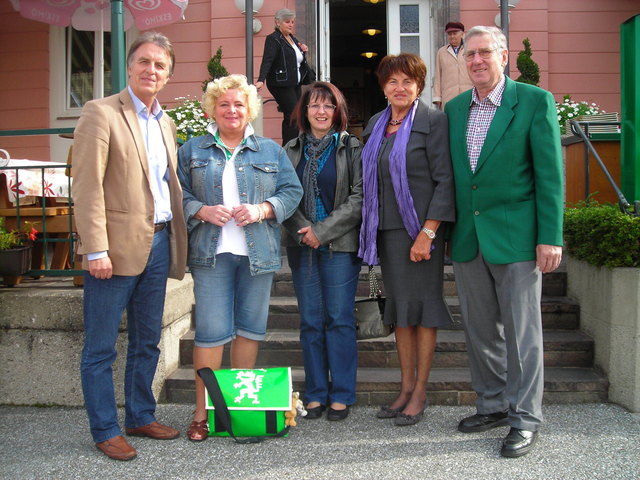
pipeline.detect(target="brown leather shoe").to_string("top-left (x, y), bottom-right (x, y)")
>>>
top-left (125, 421), bottom-right (180, 440)
top-left (95, 435), bottom-right (137, 461)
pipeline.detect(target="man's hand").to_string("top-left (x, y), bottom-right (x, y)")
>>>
top-left (536, 244), bottom-right (562, 273)
top-left (88, 257), bottom-right (113, 279)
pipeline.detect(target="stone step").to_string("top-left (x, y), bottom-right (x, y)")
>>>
top-left (161, 366), bottom-right (608, 406)
top-left (177, 328), bottom-right (593, 369)
top-left (264, 295), bottom-right (580, 331)
top-left (271, 265), bottom-right (567, 298)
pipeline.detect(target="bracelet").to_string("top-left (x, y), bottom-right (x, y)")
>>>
top-left (257, 204), bottom-right (264, 223)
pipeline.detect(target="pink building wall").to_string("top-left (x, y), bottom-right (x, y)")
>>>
top-left (0, 0), bottom-right (636, 156)
top-left (460, 0), bottom-right (637, 114)
top-left (156, 0), bottom-right (298, 143)
top-left (0, 2), bottom-right (50, 160)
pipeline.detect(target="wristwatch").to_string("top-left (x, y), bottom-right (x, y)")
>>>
top-left (421, 227), bottom-right (436, 239)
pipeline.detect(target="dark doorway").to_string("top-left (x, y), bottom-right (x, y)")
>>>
top-left (329, 0), bottom-right (387, 136)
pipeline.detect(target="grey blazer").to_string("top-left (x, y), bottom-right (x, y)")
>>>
top-left (362, 100), bottom-right (455, 230)
top-left (282, 131), bottom-right (363, 252)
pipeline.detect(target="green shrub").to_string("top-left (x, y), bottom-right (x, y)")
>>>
top-left (564, 202), bottom-right (640, 268)
top-left (202, 46), bottom-right (229, 92)
top-left (516, 38), bottom-right (540, 86)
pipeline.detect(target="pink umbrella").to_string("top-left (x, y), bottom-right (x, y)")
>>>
top-left (10, 0), bottom-right (188, 31)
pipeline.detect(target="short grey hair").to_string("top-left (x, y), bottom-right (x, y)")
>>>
top-left (202, 74), bottom-right (262, 123)
top-left (465, 26), bottom-right (508, 51)
top-left (126, 31), bottom-right (175, 77)
top-left (275, 8), bottom-right (295, 26)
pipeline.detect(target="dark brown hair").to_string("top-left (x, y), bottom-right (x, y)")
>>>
top-left (291, 82), bottom-right (349, 134)
top-left (376, 53), bottom-right (426, 96)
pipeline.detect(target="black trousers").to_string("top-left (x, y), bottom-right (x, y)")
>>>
top-left (267, 83), bottom-right (302, 146)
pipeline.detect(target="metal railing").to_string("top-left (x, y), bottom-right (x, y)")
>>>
top-left (1, 127), bottom-right (79, 280)
top-left (569, 119), bottom-right (639, 216)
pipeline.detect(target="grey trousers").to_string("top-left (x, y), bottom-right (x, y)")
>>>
top-left (453, 251), bottom-right (543, 431)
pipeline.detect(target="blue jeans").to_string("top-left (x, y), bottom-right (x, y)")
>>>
top-left (80, 228), bottom-right (170, 443)
top-left (191, 253), bottom-right (274, 347)
top-left (287, 247), bottom-right (361, 406)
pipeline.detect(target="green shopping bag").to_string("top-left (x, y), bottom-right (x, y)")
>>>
top-left (198, 367), bottom-right (292, 443)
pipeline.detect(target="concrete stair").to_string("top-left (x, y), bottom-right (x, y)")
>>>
top-left (161, 263), bottom-right (608, 406)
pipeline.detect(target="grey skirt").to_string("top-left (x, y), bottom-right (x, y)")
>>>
top-left (377, 229), bottom-right (452, 328)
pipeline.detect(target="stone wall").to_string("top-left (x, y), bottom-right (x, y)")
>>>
top-left (0, 275), bottom-right (194, 406)
top-left (567, 257), bottom-right (640, 412)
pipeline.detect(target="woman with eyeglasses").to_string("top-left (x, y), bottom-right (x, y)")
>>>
top-left (282, 82), bottom-right (363, 421)
top-left (360, 53), bottom-right (455, 426)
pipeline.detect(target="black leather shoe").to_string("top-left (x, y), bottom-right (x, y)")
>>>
top-left (326, 406), bottom-right (349, 421)
top-left (458, 411), bottom-right (509, 433)
top-left (501, 427), bottom-right (538, 458)
top-left (305, 405), bottom-right (325, 420)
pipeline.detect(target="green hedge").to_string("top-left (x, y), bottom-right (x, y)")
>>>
top-left (564, 202), bottom-right (640, 268)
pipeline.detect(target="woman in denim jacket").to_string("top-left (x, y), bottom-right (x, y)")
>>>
top-left (177, 75), bottom-right (302, 441)
top-left (283, 82), bottom-right (363, 421)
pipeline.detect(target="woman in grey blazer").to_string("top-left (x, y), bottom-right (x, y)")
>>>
top-left (359, 54), bottom-right (455, 426)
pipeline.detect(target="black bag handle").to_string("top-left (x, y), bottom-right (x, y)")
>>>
top-left (197, 368), bottom-right (290, 444)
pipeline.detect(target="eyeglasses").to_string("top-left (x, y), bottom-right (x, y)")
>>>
top-left (463, 48), bottom-right (498, 61)
top-left (307, 104), bottom-right (336, 112)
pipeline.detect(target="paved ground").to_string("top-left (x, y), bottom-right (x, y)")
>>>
top-left (1, 403), bottom-right (638, 480)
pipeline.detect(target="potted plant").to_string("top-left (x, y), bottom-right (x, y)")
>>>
top-left (556, 94), bottom-right (604, 136)
top-left (0, 217), bottom-right (38, 277)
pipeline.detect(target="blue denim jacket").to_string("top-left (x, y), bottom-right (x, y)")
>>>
top-left (177, 133), bottom-right (303, 275)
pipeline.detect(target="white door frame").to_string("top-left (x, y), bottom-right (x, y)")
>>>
top-left (387, 0), bottom-right (433, 104)
top-left (318, 0), bottom-right (331, 82)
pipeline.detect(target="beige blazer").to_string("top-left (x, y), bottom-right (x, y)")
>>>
top-left (72, 89), bottom-right (187, 279)
top-left (433, 44), bottom-right (473, 107)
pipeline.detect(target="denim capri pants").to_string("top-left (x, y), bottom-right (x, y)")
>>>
top-left (191, 253), bottom-right (274, 348)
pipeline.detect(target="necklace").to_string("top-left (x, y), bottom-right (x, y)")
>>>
top-left (217, 135), bottom-right (241, 152)
top-left (388, 117), bottom-right (405, 126)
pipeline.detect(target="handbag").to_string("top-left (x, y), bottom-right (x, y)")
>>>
top-left (197, 367), bottom-right (292, 444)
top-left (300, 58), bottom-right (316, 85)
top-left (354, 266), bottom-right (393, 340)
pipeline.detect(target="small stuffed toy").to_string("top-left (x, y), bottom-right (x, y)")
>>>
top-left (284, 391), bottom-right (307, 427)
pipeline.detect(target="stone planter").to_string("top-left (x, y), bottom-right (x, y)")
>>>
top-left (0, 245), bottom-right (32, 277)
top-left (567, 256), bottom-right (640, 412)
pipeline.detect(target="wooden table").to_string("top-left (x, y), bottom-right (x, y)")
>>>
top-left (1, 160), bottom-right (77, 285)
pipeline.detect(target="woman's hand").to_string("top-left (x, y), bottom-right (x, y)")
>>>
top-left (299, 43), bottom-right (309, 53)
top-left (196, 205), bottom-right (234, 227)
top-left (409, 234), bottom-right (433, 262)
top-left (255, 81), bottom-right (264, 91)
top-left (297, 225), bottom-right (320, 249)
top-left (232, 204), bottom-right (264, 226)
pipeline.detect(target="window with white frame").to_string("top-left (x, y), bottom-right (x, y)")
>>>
top-left (51, 27), bottom-right (129, 119)
top-left (66, 28), bottom-right (112, 109)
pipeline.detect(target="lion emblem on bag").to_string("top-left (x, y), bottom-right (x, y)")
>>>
top-left (233, 371), bottom-right (264, 404)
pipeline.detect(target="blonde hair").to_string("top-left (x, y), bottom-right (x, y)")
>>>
top-left (202, 74), bottom-right (261, 122)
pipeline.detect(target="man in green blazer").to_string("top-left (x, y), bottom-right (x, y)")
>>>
top-left (445, 26), bottom-right (563, 458)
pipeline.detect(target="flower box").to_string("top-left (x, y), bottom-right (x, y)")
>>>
top-left (0, 245), bottom-right (32, 277)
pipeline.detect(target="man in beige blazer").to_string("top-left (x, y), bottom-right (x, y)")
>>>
top-left (72, 31), bottom-right (187, 461)
top-left (433, 21), bottom-right (473, 109)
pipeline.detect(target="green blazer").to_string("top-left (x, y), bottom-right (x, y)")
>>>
top-left (445, 77), bottom-right (563, 264)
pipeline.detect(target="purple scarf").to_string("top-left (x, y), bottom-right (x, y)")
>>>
top-left (358, 100), bottom-right (421, 265)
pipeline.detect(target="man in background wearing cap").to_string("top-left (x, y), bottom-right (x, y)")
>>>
top-left (433, 22), bottom-right (473, 109)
